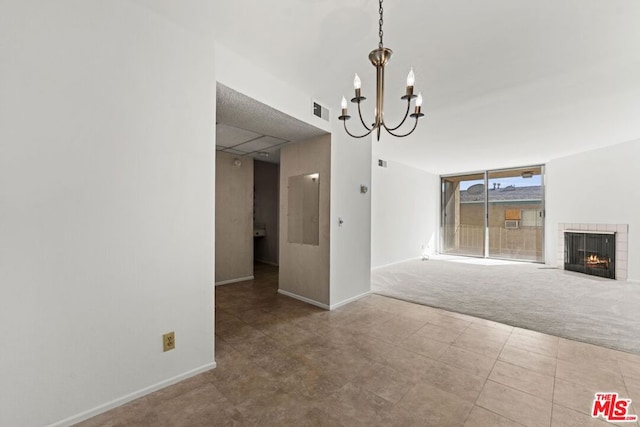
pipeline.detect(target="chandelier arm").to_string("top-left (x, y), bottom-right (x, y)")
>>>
top-left (343, 119), bottom-right (375, 139)
top-left (356, 101), bottom-right (373, 131)
top-left (384, 98), bottom-right (411, 132)
top-left (383, 116), bottom-right (419, 138)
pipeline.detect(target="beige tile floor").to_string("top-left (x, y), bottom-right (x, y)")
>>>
top-left (79, 264), bottom-right (640, 426)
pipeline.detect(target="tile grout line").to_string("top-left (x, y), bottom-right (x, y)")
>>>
top-left (617, 360), bottom-right (640, 427)
top-left (549, 344), bottom-right (559, 427)
top-left (463, 325), bottom-right (515, 425)
top-left (486, 359), bottom-right (556, 401)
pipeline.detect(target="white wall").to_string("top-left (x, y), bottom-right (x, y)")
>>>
top-left (0, 3), bottom-right (378, 424)
top-left (215, 152), bottom-right (254, 283)
top-left (0, 2), bottom-right (216, 426)
top-left (214, 43), bottom-right (331, 137)
top-left (545, 138), bottom-right (640, 281)
top-left (371, 159), bottom-right (440, 268)
top-left (328, 128), bottom-right (373, 308)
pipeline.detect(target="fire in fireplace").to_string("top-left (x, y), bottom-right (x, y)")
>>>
top-left (564, 231), bottom-right (615, 279)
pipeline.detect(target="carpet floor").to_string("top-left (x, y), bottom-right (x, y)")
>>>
top-left (372, 256), bottom-right (640, 354)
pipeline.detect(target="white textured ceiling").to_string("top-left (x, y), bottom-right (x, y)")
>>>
top-left (215, 84), bottom-right (328, 163)
top-left (135, 0), bottom-right (640, 174)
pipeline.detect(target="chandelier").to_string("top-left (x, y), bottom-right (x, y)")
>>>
top-left (339, 0), bottom-right (424, 141)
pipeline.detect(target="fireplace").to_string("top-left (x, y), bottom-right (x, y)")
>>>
top-left (564, 231), bottom-right (616, 279)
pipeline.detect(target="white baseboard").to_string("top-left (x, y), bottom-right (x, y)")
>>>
top-left (277, 289), bottom-right (372, 311)
top-left (215, 276), bottom-right (254, 286)
top-left (371, 256), bottom-right (423, 271)
top-left (329, 291), bottom-right (371, 310)
top-left (277, 289), bottom-right (329, 310)
top-left (48, 362), bottom-right (217, 427)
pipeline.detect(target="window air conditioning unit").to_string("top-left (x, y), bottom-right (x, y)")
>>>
top-left (505, 220), bottom-right (519, 229)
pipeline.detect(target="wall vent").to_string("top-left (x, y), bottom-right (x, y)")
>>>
top-left (378, 159), bottom-right (388, 168)
top-left (312, 101), bottom-right (330, 122)
top-left (505, 220), bottom-right (519, 229)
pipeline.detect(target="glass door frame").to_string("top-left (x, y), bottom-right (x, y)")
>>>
top-left (440, 170), bottom-right (489, 258)
top-left (440, 164), bottom-right (545, 263)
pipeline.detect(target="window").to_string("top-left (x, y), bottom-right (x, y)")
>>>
top-left (521, 209), bottom-right (543, 227)
top-left (441, 166), bottom-right (545, 262)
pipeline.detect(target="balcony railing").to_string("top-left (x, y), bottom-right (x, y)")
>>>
top-left (443, 224), bottom-right (543, 261)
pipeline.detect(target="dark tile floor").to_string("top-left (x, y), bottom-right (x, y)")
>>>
top-left (78, 263), bottom-right (640, 426)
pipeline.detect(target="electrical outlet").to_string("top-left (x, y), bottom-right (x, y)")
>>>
top-left (163, 332), bottom-right (175, 352)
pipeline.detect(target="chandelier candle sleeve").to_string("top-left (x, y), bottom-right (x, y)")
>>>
top-left (415, 93), bottom-right (423, 114)
top-left (339, 96), bottom-right (351, 121)
top-left (339, 0), bottom-right (425, 140)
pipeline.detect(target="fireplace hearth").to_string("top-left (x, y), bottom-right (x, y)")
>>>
top-left (564, 231), bottom-right (616, 279)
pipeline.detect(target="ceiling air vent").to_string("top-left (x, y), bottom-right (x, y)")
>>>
top-left (378, 159), bottom-right (388, 168)
top-left (312, 101), bottom-right (330, 122)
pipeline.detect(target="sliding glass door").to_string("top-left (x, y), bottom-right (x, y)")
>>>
top-left (441, 166), bottom-right (544, 262)
top-left (487, 167), bottom-right (544, 261)
top-left (441, 172), bottom-right (486, 257)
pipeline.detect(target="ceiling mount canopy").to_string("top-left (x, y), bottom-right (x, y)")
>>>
top-left (339, 0), bottom-right (425, 141)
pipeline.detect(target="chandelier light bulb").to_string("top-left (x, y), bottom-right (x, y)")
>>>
top-left (407, 68), bottom-right (415, 87)
top-left (354, 73), bottom-right (361, 90)
top-left (341, 96), bottom-right (347, 109)
top-left (416, 92), bottom-right (423, 107)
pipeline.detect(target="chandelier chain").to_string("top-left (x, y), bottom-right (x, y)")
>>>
top-left (378, 0), bottom-right (384, 48)
top-left (339, 0), bottom-right (424, 140)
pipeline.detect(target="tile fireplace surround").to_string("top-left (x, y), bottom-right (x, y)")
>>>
top-left (557, 223), bottom-right (629, 280)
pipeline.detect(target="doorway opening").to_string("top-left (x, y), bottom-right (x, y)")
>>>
top-left (253, 160), bottom-right (280, 268)
top-left (213, 83), bottom-right (329, 334)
